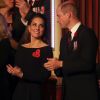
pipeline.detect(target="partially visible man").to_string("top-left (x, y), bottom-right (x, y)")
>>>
top-left (44, 1), bottom-right (99, 100)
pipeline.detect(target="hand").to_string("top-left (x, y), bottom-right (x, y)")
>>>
top-left (15, 0), bottom-right (45, 19)
top-left (15, 0), bottom-right (30, 19)
top-left (44, 58), bottom-right (63, 71)
top-left (6, 64), bottom-right (23, 78)
top-left (32, 6), bottom-right (45, 14)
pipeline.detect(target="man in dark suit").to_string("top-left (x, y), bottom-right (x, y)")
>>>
top-left (44, 1), bottom-right (99, 100)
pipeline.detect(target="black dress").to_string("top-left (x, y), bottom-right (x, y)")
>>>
top-left (12, 46), bottom-right (53, 100)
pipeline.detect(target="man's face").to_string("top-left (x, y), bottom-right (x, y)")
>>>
top-left (56, 7), bottom-right (70, 29)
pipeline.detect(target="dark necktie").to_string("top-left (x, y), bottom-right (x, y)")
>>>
top-left (67, 31), bottom-right (72, 46)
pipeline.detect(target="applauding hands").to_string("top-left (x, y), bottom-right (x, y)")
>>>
top-left (6, 64), bottom-right (23, 78)
top-left (44, 58), bottom-right (63, 71)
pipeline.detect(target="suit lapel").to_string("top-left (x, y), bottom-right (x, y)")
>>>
top-left (68, 24), bottom-right (84, 52)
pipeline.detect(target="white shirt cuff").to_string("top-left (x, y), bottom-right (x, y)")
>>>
top-left (21, 18), bottom-right (28, 26)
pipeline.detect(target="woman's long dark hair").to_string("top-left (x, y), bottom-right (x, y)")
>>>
top-left (20, 13), bottom-right (48, 44)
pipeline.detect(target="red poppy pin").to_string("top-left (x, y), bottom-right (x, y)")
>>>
top-left (74, 32), bottom-right (78, 38)
top-left (32, 49), bottom-right (40, 58)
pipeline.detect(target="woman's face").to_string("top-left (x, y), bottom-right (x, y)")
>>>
top-left (4, 0), bottom-right (13, 8)
top-left (28, 17), bottom-right (45, 39)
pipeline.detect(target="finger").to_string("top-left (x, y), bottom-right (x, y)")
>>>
top-left (7, 64), bottom-right (12, 67)
top-left (47, 58), bottom-right (53, 60)
top-left (6, 65), bottom-right (14, 73)
top-left (44, 63), bottom-right (52, 68)
top-left (16, 0), bottom-right (23, 3)
top-left (8, 64), bottom-right (14, 69)
top-left (6, 65), bottom-right (9, 69)
top-left (44, 64), bottom-right (54, 69)
top-left (37, 7), bottom-right (41, 13)
top-left (45, 67), bottom-right (54, 71)
top-left (44, 62), bottom-right (50, 66)
top-left (7, 67), bottom-right (12, 74)
top-left (16, 1), bottom-right (26, 7)
top-left (47, 58), bottom-right (57, 61)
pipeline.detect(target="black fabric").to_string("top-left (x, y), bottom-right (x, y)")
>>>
top-left (56, 24), bottom-right (99, 100)
top-left (67, 31), bottom-right (72, 47)
top-left (12, 45), bottom-right (53, 100)
top-left (0, 38), bottom-right (17, 100)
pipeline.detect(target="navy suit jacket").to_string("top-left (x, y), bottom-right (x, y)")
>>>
top-left (56, 25), bottom-right (99, 100)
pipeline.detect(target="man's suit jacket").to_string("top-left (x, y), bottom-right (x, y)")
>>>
top-left (56, 25), bottom-right (99, 100)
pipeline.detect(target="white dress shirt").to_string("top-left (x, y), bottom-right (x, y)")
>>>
top-left (71, 22), bottom-right (81, 39)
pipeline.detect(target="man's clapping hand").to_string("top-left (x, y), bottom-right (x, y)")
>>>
top-left (44, 58), bottom-right (63, 71)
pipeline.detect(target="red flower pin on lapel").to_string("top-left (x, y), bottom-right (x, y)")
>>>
top-left (74, 32), bottom-right (78, 38)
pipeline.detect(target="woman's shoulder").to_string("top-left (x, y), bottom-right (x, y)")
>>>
top-left (40, 42), bottom-right (52, 50)
top-left (21, 42), bottom-right (50, 49)
top-left (21, 43), bottom-right (30, 48)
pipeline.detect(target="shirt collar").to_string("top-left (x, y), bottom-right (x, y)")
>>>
top-left (71, 22), bottom-right (81, 39)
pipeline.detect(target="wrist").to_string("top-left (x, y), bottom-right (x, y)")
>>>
top-left (19, 72), bottom-right (23, 78)
top-left (21, 18), bottom-right (28, 26)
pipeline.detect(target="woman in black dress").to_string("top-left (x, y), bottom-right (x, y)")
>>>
top-left (7, 14), bottom-right (53, 100)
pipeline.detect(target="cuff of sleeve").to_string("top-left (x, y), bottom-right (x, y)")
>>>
top-left (21, 18), bottom-right (28, 26)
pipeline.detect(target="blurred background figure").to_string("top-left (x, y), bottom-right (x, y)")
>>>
top-left (0, 0), bottom-right (18, 48)
top-left (0, 13), bottom-right (17, 100)
top-left (0, 0), bottom-right (13, 24)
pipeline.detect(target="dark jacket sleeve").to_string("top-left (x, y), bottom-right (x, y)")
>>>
top-left (12, 8), bottom-right (26, 42)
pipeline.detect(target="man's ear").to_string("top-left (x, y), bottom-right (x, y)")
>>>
top-left (65, 12), bottom-right (71, 18)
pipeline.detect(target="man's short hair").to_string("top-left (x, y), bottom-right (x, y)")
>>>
top-left (59, 2), bottom-right (79, 18)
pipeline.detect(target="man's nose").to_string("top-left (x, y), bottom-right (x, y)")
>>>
top-left (36, 25), bottom-right (40, 30)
